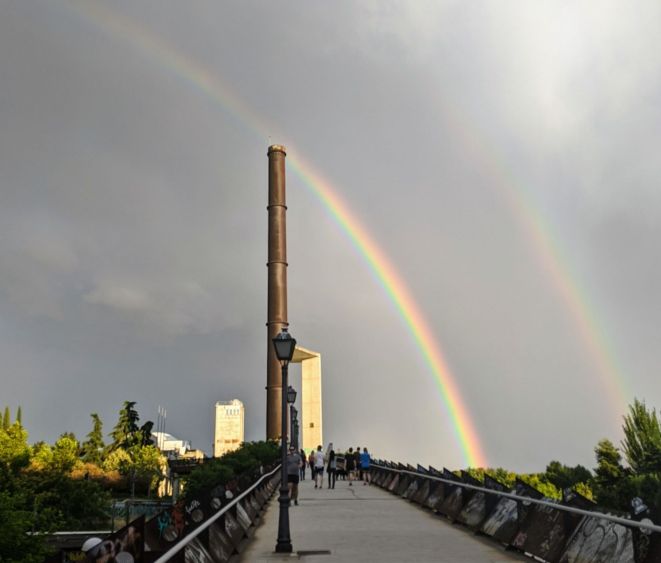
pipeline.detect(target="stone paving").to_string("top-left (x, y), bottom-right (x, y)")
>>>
top-left (239, 474), bottom-right (528, 562)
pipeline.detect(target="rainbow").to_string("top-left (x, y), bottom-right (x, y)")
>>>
top-left (287, 154), bottom-right (487, 467)
top-left (433, 105), bottom-right (630, 420)
top-left (65, 0), bottom-right (488, 467)
top-left (62, 1), bottom-right (634, 463)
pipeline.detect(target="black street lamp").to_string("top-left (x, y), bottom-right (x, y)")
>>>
top-left (293, 418), bottom-right (300, 451)
top-left (290, 405), bottom-right (298, 450)
top-left (287, 385), bottom-right (297, 451)
top-left (272, 327), bottom-right (296, 553)
top-left (287, 385), bottom-right (297, 405)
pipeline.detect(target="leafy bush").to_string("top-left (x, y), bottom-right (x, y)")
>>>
top-left (184, 441), bottom-right (279, 501)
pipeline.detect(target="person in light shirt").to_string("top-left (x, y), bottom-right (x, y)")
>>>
top-left (314, 445), bottom-right (325, 488)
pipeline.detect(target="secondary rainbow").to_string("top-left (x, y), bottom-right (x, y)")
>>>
top-left (66, 0), bottom-right (488, 467)
top-left (433, 104), bottom-right (630, 420)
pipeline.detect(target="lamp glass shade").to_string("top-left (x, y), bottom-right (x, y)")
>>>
top-left (273, 328), bottom-right (296, 362)
top-left (287, 385), bottom-right (297, 404)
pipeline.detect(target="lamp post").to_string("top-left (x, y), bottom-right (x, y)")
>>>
top-left (290, 405), bottom-right (298, 450)
top-left (287, 385), bottom-right (297, 450)
top-left (287, 385), bottom-right (297, 406)
top-left (272, 328), bottom-right (296, 553)
top-left (294, 418), bottom-right (300, 451)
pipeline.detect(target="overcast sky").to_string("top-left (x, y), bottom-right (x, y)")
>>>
top-left (2, 1), bottom-right (660, 472)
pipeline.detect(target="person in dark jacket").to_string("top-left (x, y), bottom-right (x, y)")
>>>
top-left (327, 449), bottom-right (337, 489)
top-left (346, 447), bottom-right (355, 486)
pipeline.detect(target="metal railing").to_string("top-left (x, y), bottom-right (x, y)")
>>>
top-left (153, 464), bottom-right (280, 562)
top-left (379, 465), bottom-right (661, 534)
top-left (370, 461), bottom-right (661, 562)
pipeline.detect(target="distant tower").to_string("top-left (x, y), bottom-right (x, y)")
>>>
top-left (265, 145), bottom-right (324, 448)
top-left (292, 346), bottom-right (323, 452)
top-left (266, 144), bottom-right (289, 439)
top-left (214, 399), bottom-right (245, 458)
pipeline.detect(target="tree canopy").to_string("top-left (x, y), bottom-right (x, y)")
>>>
top-left (110, 401), bottom-right (141, 450)
top-left (0, 402), bottom-right (160, 561)
top-left (81, 413), bottom-right (105, 464)
top-left (621, 398), bottom-right (661, 474)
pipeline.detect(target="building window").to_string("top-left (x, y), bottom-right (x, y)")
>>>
top-left (310, 422), bottom-right (314, 428)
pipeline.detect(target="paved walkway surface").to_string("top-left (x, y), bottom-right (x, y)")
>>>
top-left (239, 476), bottom-right (528, 562)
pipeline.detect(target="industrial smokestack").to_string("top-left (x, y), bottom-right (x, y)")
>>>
top-left (266, 144), bottom-right (288, 440)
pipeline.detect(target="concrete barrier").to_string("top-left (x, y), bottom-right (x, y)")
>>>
top-left (370, 462), bottom-right (661, 563)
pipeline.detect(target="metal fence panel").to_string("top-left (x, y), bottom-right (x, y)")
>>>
top-left (402, 478), bottom-right (419, 500)
top-left (208, 518), bottom-right (234, 562)
top-left (458, 475), bottom-right (508, 530)
top-left (235, 503), bottom-right (252, 532)
top-left (411, 479), bottom-right (431, 505)
top-left (184, 533), bottom-right (213, 563)
top-left (558, 516), bottom-right (635, 563)
top-left (479, 480), bottom-right (544, 545)
top-left (512, 503), bottom-right (580, 562)
top-left (424, 481), bottom-right (446, 511)
top-left (223, 511), bottom-right (244, 549)
top-left (387, 473), bottom-right (400, 492)
top-left (396, 474), bottom-right (412, 496)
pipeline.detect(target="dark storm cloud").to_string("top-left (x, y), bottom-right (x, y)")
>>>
top-left (1, 1), bottom-right (660, 471)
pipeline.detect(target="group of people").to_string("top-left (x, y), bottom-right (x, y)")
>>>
top-left (343, 446), bottom-right (371, 486)
top-left (286, 444), bottom-right (371, 505)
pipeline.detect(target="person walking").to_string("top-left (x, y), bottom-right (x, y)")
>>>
top-left (299, 448), bottom-right (306, 480)
top-left (287, 446), bottom-right (302, 505)
top-left (327, 449), bottom-right (337, 489)
top-left (355, 447), bottom-right (362, 481)
top-left (314, 445), bottom-right (325, 488)
top-left (308, 450), bottom-right (315, 481)
top-left (346, 447), bottom-right (355, 486)
top-left (360, 447), bottom-right (371, 485)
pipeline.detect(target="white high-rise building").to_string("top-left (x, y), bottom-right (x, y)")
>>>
top-left (214, 399), bottom-right (245, 458)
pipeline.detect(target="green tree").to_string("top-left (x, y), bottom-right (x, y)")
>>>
top-left (593, 434), bottom-right (660, 515)
top-left (102, 448), bottom-right (132, 473)
top-left (574, 481), bottom-right (594, 500)
top-left (0, 490), bottom-right (49, 562)
top-left (139, 420), bottom-right (155, 446)
top-left (110, 401), bottom-right (141, 451)
top-left (0, 423), bottom-right (112, 557)
top-left (30, 442), bottom-right (53, 471)
top-left (518, 473), bottom-right (561, 499)
top-left (545, 460), bottom-right (592, 491)
top-left (0, 425), bottom-right (53, 560)
top-left (129, 444), bottom-right (163, 497)
top-left (15, 406), bottom-right (21, 426)
top-left (0, 423), bottom-right (31, 482)
top-left (485, 468), bottom-right (516, 488)
top-left (50, 434), bottom-right (81, 473)
top-left (81, 413), bottom-right (105, 464)
top-left (103, 445), bottom-right (162, 498)
top-left (621, 398), bottom-right (661, 473)
top-left (594, 439), bottom-right (626, 484)
top-left (2, 407), bottom-right (9, 430)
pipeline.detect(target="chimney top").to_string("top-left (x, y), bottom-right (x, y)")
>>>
top-left (267, 144), bottom-right (287, 156)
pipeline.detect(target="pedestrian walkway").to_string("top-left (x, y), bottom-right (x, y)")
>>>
top-left (239, 476), bottom-right (528, 562)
